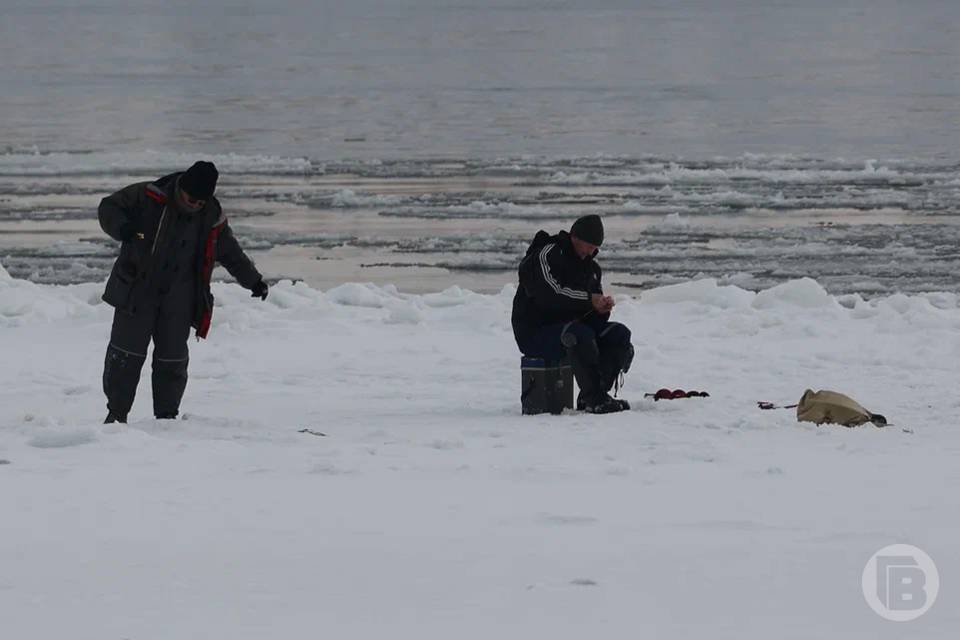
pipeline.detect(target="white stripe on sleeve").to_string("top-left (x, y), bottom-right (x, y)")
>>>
top-left (538, 243), bottom-right (589, 300)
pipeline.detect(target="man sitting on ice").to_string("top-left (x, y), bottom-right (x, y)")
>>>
top-left (511, 215), bottom-right (634, 414)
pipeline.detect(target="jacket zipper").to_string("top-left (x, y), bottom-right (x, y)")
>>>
top-left (151, 206), bottom-right (168, 256)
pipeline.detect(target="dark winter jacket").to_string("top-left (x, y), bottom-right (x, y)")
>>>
top-left (511, 230), bottom-right (605, 349)
top-left (98, 172), bottom-right (262, 339)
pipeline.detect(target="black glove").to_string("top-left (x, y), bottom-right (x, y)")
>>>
top-left (117, 213), bottom-right (142, 242)
top-left (251, 279), bottom-right (269, 301)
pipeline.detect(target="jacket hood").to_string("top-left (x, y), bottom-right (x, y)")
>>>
top-left (524, 229), bottom-right (594, 261)
top-left (154, 172), bottom-right (181, 192)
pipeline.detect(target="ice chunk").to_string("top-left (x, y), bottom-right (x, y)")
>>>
top-left (641, 278), bottom-right (755, 309)
top-left (752, 278), bottom-right (835, 310)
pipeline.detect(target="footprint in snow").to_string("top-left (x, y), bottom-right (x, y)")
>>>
top-left (428, 439), bottom-right (464, 450)
top-left (62, 385), bottom-right (92, 396)
top-left (309, 462), bottom-right (353, 476)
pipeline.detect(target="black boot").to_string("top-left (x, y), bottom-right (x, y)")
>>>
top-left (152, 356), bottom-right (188, 420)
top-left (104, 411), bottom-right (127, 424)
top-left (577, 391), bottom-right (630, 414)
top-left (566, 337), bottom-right (629, 413)
top-left (563, 326), bottom-right (604, 400)
top-left (597, 325), bottom-right (635, 395)
top-left (103, 345), bottom-right (146, 422)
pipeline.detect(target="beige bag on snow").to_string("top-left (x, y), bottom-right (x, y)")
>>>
top-left (796, 389), bottom-right (886, 427)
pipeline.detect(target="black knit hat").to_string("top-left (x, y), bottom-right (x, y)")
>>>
top-left (570, 214), bottom-right (604, 246)
top-left (180, 161), bottom-right (219, 200)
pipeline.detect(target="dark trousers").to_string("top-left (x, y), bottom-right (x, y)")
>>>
top-left (103, 283), bottom-right (193, 419)
top-left (519, 318), bottom-right (634, 399)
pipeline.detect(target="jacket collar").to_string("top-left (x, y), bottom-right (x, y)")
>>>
top-left (153, 172), bottom-right (219, 221)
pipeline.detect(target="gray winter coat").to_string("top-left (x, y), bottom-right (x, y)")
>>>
top-left (98, 172), bottom-right (262, 338)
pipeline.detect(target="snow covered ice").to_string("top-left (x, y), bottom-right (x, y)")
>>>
top-left (1, 262), bottom-right (958, 638)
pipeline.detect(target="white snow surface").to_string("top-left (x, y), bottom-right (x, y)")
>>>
top-left (1, 263), bottom-right (958, 638)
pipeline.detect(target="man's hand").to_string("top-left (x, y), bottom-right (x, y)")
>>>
top-left (591, 293), bottom-right (615, 314)
top-left (251, 280), bottom-right (269, 301)
top-left (117, 213), bottom-right (142, 242)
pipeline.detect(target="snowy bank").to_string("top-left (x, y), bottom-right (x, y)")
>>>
top-left (1, 266), bottom-right (958, 638)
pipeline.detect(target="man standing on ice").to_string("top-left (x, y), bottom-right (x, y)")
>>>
top-left (97, 161), bottom-right (269, 423)
top-left (512, 214), bottom-right (634, 414)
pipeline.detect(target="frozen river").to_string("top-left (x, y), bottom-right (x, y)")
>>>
top-left (2, 0), bottom-right (959, 295)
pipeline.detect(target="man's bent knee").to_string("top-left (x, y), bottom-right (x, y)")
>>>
top-left (560, 321), bottom-right (597, 348)
top-left (599, 321), bottom-right (631, 345)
